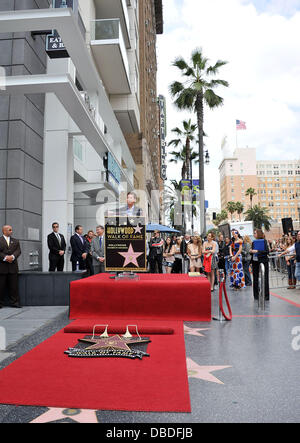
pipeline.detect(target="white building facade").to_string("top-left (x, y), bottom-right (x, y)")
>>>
top-left (0, 0), bottom-right (144, 271)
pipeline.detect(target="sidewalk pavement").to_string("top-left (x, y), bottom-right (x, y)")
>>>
top-left (0, 284), bottom-right (300, 423)
top-left (270, 285), bottom-right (300, 305)
top-left (0, 306), bottom-right (68, 363)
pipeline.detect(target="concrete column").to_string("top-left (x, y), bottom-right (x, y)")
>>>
top-left (42, 58), bottom-right (75, 271)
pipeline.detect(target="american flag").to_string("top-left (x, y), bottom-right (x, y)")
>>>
top-left (236, 120), bottom-right (247, 130)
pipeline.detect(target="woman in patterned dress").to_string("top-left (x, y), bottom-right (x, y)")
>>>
top-left (229, 230), bottom-right (245, 290)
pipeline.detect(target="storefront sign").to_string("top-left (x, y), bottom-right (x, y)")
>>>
top-left (46, 0), bottom-right (78, 59)
top-left (158, 95), bottom-right (167, 181)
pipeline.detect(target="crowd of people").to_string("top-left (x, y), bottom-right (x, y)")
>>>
top-left (271, 232), bottom-right (300, 290)
top-left (150, 228), bottom-right (300, 301)
top-left (1, 220), bottom-right (300, 309)
top-left (48, 223), bottom-right (106, 276)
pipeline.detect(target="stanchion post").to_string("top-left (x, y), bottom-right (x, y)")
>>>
top-left (213, 269), bottom-right (226, 322)
top-left (258, 263), bottom-right (265, 310)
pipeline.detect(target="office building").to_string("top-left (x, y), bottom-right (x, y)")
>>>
top-left (219, 147), bottom-right (300, 223)
top-left (0, 0), bottom-right (164, 271)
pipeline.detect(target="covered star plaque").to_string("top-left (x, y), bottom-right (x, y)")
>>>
top-left (65, 334), bottom-right (151, 360)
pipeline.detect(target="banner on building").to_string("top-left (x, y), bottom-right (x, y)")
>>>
top-left (180, 180), bottom-right (201, 205)
top-left (158, 95), bottom-right (167, 181)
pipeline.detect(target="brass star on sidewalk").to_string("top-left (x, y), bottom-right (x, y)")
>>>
top-left (31, 408), bottom-right (98, 423)
top-left (187, 358), bottom-right (231, 385)
top-left (184, 325), bottom-right (210, 337)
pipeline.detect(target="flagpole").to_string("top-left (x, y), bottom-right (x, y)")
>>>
top-left (236, 120), bottom-right (247, 148)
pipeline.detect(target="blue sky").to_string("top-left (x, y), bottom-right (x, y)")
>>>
top-left (157, 0), bottom-right (300, 208)
top-left (246, 0), bottom-right (300, 16)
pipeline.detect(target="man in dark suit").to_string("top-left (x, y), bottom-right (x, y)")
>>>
top-left (47, 222), bottom-right (66, 272)
top-left (70, 225), bottom-right (89, 271)
top-left (149, 230), bottom-right (164, 274)
top-left (91, 225), bottom-right (105, 274)
top-left (0, 225), bottom-right (22, 308)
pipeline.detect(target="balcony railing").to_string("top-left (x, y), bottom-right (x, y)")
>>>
top-left (91, 18), bottom-right (121, 41)
top-left (90, 18), bottom-right (130, 92)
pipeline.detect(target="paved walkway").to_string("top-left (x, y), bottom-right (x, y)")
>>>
top-left (0, 307), bottom-right (68, 363)
top-left (0, 284), bottom-right (299, 423)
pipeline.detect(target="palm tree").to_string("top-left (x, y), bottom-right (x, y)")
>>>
top-left (244, 204), bottom-right (272, 231)
top-left (213, 214), bottom-right (222, 227)
top-left (170, 48), bottom-right (229, 234)
top-left (168, 119), bottom-right (198, 180)
top-left (164, 180), bottom-right (182, 229)
top-left (219, 209), bottom-right (228, 222)
top-left (226, 201), bottom-right (237, 221)
top-left (245, 187), bottom-right (257, 209)
top-left (213, 209), bottom-right (228, 227)
top-left (169, 147), bottom-right (199, 182)
top-left (235, 201), bottom-right (244, 221)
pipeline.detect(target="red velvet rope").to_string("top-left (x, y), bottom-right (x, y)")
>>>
top-left (219, 281), bottom-right (233, 321)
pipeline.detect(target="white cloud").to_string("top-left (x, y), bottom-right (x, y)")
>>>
top-left (157, 0), bottom-right (300, 208)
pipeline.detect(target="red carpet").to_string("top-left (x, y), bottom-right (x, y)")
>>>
top-left (0, 319), bottom-right (191, 412)
top-left (64, 322), bottom-right (175, 335)
top-left (69, 274), bottom-right (211, 321)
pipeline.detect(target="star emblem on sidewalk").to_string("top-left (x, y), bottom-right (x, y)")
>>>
top-left (30, 408), bottom-right (98, 423)
top-left (187, 358), bottom-right (231, 384)
top-left (118, 243), bottom-right (144, 267)
top-left (184, 326), bottom-right (210, 337)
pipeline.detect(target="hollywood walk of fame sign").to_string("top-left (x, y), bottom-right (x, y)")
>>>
top-left (65, 334), bottom-right (151, 360)
top-left (104, 216), bottom-right (147, 272)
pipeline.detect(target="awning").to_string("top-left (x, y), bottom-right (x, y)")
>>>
top-left (146, 224), bottom-right (181, 233)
